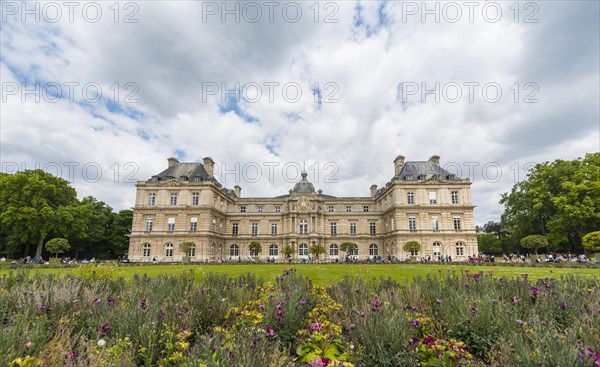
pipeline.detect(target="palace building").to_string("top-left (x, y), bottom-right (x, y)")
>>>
top-left (127, 155), bottom-right (478, 262)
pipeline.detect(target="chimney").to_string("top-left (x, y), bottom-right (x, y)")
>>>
top-left (203, 157), bottom-right (215, 176)
top-left (393, 155), bottom-right (405, 176)
top-left (234, 185), bottom-right (241, 198)
top-left (429, 155), bottom-right (440, 165)
top-left (370, 184), bottom-right (378, 197)
top-left (167, 157), bottom-right (179, 167)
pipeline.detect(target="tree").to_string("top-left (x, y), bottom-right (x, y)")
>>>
top-left (107, 210), bottom-right (133, 256)
top-left (477, 234), bottom-right (502, 254)
top-left (0, 170), bottom-right (85, 258)
top-left (340, 242), bottom-right (357, 256)
top-left (45, 238), bottom-right (70, 258)
top-left (309, 244), bottom-right (326, 259)
top-left (500, 153), bottom-right (600, 253)
top-left (520, 235), bottom-right (548, 255)
top-left (282, 245), bottom-right (294, 258)
top-left (582, 231), bottom-right (600, 253)
top-left (403, 241), bottom-right (421, 255)
top-left (249, 241), bottom-right (262, 257)
top-left (180, 242), bottom-right (195, 257)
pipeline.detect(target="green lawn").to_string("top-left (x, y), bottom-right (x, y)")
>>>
top-left (1, 262), bottom-right (598, 285)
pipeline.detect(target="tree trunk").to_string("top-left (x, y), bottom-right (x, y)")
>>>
top-left (35, 236), bottom-right (45, 258)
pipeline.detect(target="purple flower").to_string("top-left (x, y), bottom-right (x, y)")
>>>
top-left (139, 298), bottom-right (147, 309)
top-left (207, 307), bottom-right (213, 314)
top-left (411, 320), bottom-right (422, 328)
top-left (107, 297), bottom-right (115, 306)
top-left (265, 325), bottom-right (276, 337)
top-left (371, 300), bottom-right (380, 312)
top-left (275, 301), bottom-right (283, 309)
top-left (258, 302), bottom-right (265, 310)
top-left (530, 286), bottom-right (540, 295)
top-left (99, 323), bottom-right (111, 337)
top-left (511, 296), bottom-right (518, 305)
top-left (349, 323), bottom-right (356, 330)
top-left (469, 307), bottom-right (478, 314)
top-left (93, 298), bottom-right (102, 305)
top-left (436, 299), bottom-right (442, 305)
top-left (299, 298), bottom-right (306, 306)
top-left (308, 357), bottom-right (330, 367)
top-left (159, 311), bottom-right (166, 319)
top-left (308, 322), bottom-right (322, 332)
top-left (356, 310), bottom-right (365, 317)
top-left (559, 302), bottom-right (567, 310)
top-left (516, 319), bottom-right (525, 326)
top-left (521, 274), bottom-right (529, 279)
top-left (275, 310), bottom-right (283, 321)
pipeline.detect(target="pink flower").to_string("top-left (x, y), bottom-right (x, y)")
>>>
top-left (265, 325), bottom-right (276, 337)
top-left (308, 357), bottom-right (330, 367)
top-left (308, 322), bottom-right (322, 332)
top-left (276, 310), bottom-right (283, 321)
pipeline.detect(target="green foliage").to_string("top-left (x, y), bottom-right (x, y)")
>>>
top-left (45, 238), bottom-right (70, 258)
top-left (340, 242), bottom-right (357, 255)
top-left (0, 170), bottom-right (82, 258)
top-left (520, 235), bottom-right (548, 254)
top-left (309, 244), bottom-right (326, 259)
top-left (500, 153), bottom-right (600, 253)
top-left (403, 241), bottom-right (421, 254)
top-left (582, 231), bottom-right (600, 252)
top-left (282, 245), bottom-right (294, 258)
top-left (249, 241), bottom-right (262, 257)
top-left (477, 234), bottom-right (502, 255)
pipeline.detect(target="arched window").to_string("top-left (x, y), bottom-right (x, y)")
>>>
top-left (142, 243), bottom-right (151, 257)
top-left (433, 242), bottom-right (442, 256)
top-left (187, 244), bottom-right (196, 257)
top-left (369, 244), bottom-right (378, 256)
top-left (299, 243), bottom-right (308, 256)
top-left (456, 242), bottom-right (464, 256)
top-left (299, 220), bottom-right (308, 234)
top-left (329, 244), bottom-right (339, 256)
top-left (250, 244), bottom-right (259, 257)
top-left (230, 244), bottom-right (239, 257)
top-left (165, 243), bottom-right (174, 257)
top-left (269, 244), bottom-right (279, 256)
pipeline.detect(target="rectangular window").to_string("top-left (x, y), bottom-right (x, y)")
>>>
top-left (330, 222), bottom-right (337, 235)
top-left (191, 192), bottom-right (199, 206)
top-left (328, 205), bottom-right (334, 212)
top-left (170, 193), bottom-right (178, 206)
top-left (251, 223), bottom-right (258, 236)
top-left (190, 217), bottom-right (197, 232)
top-left (363, 205), bottom-right (369, 212)
top-left (240, 206), bottom-right (246, 213)
top-left (431, 216), bottom-right (439, 231)
top-left (409, 217), bottom-right (417, 232)
top-left (370, 222), bottom-right (376, 235)
top-left (407, 192), bottom-right (414, 204)
top-left (145, 218), bottom-right (153, 232)
top-left (167, 217), bottom-right (175, 232)
top-left (148, 193), bottom-right (156, 206)
top-left (451, 191), bottom-right (459, 204)
top-left (275, 205), bottom-right (281, 213)
top-left (454, 217), bottom-right (462, 231)
top-left (456, 245), bottom-right (464, 256)
top-left (257, 206), bottom-right (264, 213)
top-left (232, 223), bottom-right (239, 235)
top-left (429, 192), bottom-right (437, 204)
top-left (271, 223), bottom-right (278, 235)
top-left (350, 222), bottom-right (356, 235)
top-left (346, 205), bottom-right (352, 212)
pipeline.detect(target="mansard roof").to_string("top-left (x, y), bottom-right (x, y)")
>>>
top-left (150, 162), bottom-right (212, 182)
top-left (393, 161), bottom-right (458, 181)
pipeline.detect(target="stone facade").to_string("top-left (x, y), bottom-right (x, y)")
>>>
top-left (128, 155), bottom-right (478, 262)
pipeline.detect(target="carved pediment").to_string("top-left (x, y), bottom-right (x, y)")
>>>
top-left (162, 179), bottom-right (185, 187)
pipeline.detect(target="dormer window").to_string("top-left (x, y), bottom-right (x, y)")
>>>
top-left (167, 175), bottom-right (175, 180)
top-left (151, 176), bottom-right (160, 181)
top-left (180, 176), bottom-right (189, 181)
top-left (194, 175), bottom-right (203, 181)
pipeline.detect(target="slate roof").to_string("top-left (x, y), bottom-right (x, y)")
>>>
top-left (150, 162), bottom-right (212, 182)
top-left (393, 161), bottom-right (458, 181)
top-left (292, 172), bottom-right (315, 193)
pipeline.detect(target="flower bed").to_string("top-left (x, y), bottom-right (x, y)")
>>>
top-left (1, 269), bottom-right (598, 366)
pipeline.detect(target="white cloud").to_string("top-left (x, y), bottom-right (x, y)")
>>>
top-left (1, 0), bottom-right (598, 224)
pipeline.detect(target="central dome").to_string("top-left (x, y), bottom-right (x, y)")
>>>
top-left (292, 172), bottom-right (315, 193)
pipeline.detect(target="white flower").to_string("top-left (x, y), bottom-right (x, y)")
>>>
top-left (97, 339), bottom-right (106, 347)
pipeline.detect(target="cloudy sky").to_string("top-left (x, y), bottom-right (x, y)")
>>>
top-left (1, 0), bottom-right (598, 224)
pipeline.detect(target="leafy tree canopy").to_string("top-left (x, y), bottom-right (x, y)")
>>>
top-left (45, 238), bottom-right (70, 258)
